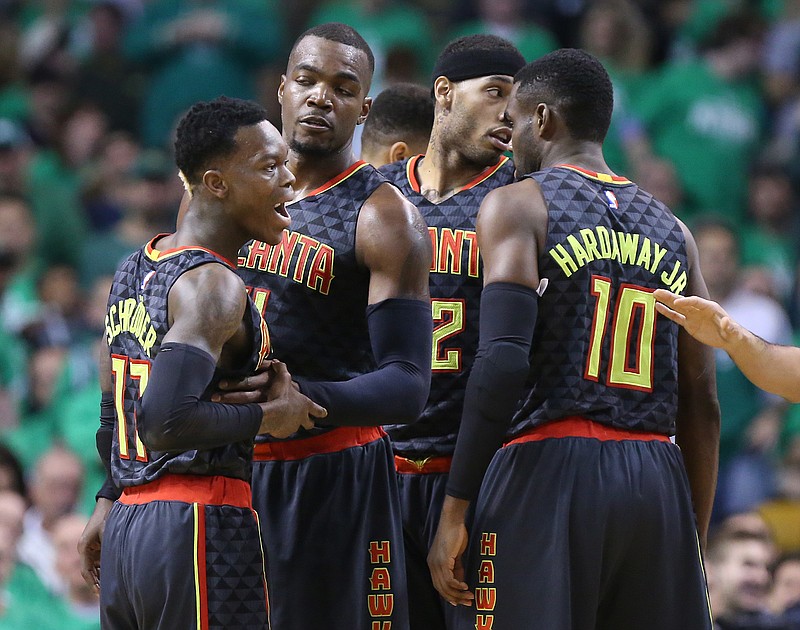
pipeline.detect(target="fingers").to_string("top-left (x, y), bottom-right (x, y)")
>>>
top-left (218, 369), bottom-right (273, 392)
top-left (309, 401), bottom-right (327, 418)
top-left (212, 390), bottom-right (262, 404)
top-left (653, 288), bottom-right (677, 307)
top-left (654, 301), bottom-right (686, 325)
top-left (429, 557), bottom-right (473, 606)
top-left (300, 417), bottom-right (315, 431)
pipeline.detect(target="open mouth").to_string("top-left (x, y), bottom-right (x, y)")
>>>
top-left (488, 127), bottom-right (512, 151)
top-left (299, 116), bottom-right (332, 130)
top-left (274, 202), bottom-right (290, 218)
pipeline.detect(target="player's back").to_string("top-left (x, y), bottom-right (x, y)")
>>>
top-left (106, 236), bottom-right (268, 487)
top-left (380, 155), bottom-right (516, 457)
top-left (511, 164), bottom-right (688, 437)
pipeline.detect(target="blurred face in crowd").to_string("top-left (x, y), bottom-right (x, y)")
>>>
top-left (29, 447), bottom-right (83, 530)
top-left (695, 225), bottom-right (739, 301)
top-left (770, 558), bottom-right (800, 614)
top-left (709, 538), bottom-right (773, 616)
top-left (279, 36), bottom-right (372, 158)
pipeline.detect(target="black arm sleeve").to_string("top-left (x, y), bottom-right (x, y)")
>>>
top-left (296, 298), bottom-right (432, 426)
top-left (138, 342), bottom-right (262, 452)
top-left (95, 391), bottom-right (121, 502)
top-left (446, 282), bottom-right (538, 501)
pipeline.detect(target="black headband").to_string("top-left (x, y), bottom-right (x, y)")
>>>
top-left (431, 48), bottom-right (526, 87)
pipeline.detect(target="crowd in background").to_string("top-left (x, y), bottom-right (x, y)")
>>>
top-left (1, 0), bottom-right (800, 627)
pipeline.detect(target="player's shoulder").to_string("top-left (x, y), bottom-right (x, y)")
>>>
top-left (173, 262), bottom-right (247, 314)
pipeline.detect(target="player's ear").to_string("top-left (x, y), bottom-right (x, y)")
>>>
top-left (388, 141), bottom-right (409, 164)
top-left (358, 96), bottom-right (372, 124)
top-left (202, 170), bottom-right (227, 199)
top-left (537, 103), bottom-right (556, 140)
top-left (433, 77), bottom-right (452, 109)
top-left (277, 75), bottom-right (286, 105)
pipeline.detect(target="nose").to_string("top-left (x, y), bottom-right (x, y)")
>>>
top-left (307, 85), bottom-right (332, 109)
top-left (281, 164), bottom-right (296, 188)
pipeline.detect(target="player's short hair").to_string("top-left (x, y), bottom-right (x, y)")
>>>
top-left (432, 34), bottom-right (525, 86)
top-left (514, 48), bottom-right (613, 143)
top-left (361, 83), bottom-right (433, 152)
top-left (174, 96), bottom-right (268, 186)
top-left (291, 22), bottom-right (375, 75)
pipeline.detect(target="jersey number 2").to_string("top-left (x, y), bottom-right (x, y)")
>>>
top-left (111, 355), bottom-right (149, 461)
top-left (585, 275), bottom-right (656, 392)
top-left (432, 299), bottom-right (465, 372)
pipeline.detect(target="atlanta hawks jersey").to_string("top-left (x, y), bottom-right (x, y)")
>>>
top-left (105, 235), bottom-right (270, 487)
top-left (380, 155), bottom-right (516, 457)
top-left (237, 161), bottom-right (389, 438)
top-left (511, 164), bottom-right (688, 437)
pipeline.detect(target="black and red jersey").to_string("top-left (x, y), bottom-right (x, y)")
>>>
top-left (380, 155), bottom-right (516, 457)
top-left (106, 235), bottom-right (269, 487)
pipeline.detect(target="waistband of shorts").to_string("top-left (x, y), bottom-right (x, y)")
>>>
top-left (394, 454), bottom-right (452, 474)
top-left (505, 416), bottom-right (671, 446)
top-left (119, 474), bottom-right (252, 508)
top-left (253, 426), bottom-right (386, 461)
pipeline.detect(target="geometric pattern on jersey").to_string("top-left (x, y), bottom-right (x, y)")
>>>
top-left (204, 505), bottom-right (269, 629)
top-left (511, 165), bottom-right (687, 437)
top-left (99, 500), bottom-right (269, 630)
top-left (107, 236), bottom-right (269, 487)
top-left (380, 155), bottom-right (517, 457)
top-left (236, 161), bottom-right (389, 440)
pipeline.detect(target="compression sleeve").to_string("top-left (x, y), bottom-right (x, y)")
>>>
top-left (138, 342), bottom-right (262, 452)
top-left (446, 282), bottom-right (538, 501)
top-left (95, 391), bottom-right (121, 502)
top-left (296, 298), bottom-right (432, 426)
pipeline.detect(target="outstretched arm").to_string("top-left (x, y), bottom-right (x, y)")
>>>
top-left (655, 289), bottom-right (800, 403)
top-left (429, 179), bottom-right (545, 605)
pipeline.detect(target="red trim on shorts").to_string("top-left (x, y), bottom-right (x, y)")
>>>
top-left (505, 416), bottom-right (671, 446)
top-left (119, 474), bottom-right (252, 508)
top-left (394, 454), bottom-right (452, 474)
top-left (196, 505), bottom-right (209, 630)
top-left (253, 426), bottom-right (386, 461)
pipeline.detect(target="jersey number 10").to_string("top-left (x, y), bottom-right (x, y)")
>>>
top-left (585, 275), bottom-right (656, 392)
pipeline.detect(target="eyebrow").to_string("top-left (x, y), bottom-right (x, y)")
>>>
top-left (486, 75), bottom-right (514, 84)
top-left (294, 63), bottom-right (361, 85)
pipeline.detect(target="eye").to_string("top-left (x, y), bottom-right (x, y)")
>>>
top-left (487, 87), bottom-right (502, 98)
top-left (336, 87), bottom-right (354, 97)
top-left (295, 76), bottom-right (312, 86)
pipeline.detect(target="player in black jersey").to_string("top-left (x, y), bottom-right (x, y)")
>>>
top-left (216, 23), bottom-right (431, 630)
top-left (379, 35), bottom-right (524, 630)
top-left (361, 82), bottom-right (434, 168)
top-left (79, 97), bottom-right (326, 629)
top-left (429, 50), bottom-right (720, 629)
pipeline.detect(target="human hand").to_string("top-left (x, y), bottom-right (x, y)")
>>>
top-left (212, 362), bottom-right (277, 404)
top-left (78, 498), bottom-right (113, 593)
top-left (258, 362), bottom-right (326, 438)
top-left (428, 498), bottom-right (474, 607)
top-left (653, 289), bottom-right (741, 350)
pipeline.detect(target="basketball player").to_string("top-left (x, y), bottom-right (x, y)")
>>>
top-left (360, 82), bottom-right (434, 167)
top-left (87, 96), bottom-right (326, 628)
top-left (379, 34), bottom-right (524, 629)
top-left (218, 23), bottom-right (432, 630)
top-left (428, 50), bottom-right (720, 629)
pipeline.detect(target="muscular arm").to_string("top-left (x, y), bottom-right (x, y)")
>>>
top-left (295, 183), bottom-right (433, 425)
top-left (669, 223), bottom-right (720, 546)
top-left (655, 290), bottom-right (800, 403)
top-left (137, 264), bottom-right (263, 451)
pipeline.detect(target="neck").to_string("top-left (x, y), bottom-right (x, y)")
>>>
top-left (540, 141), bottom-right (613, 176)
top-left (287, 143), bottom-right (357, 199)
top-left (165, 202), bottom-right (242, 264)
top-left (417, 134), bottom-right (497, 203)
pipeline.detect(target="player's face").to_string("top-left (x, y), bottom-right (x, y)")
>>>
top-left (505, 84), bottom-right (543, 176)
top-left (446, 75), bottom-right (514, 168)
top-left (224, 121), bottom-right (294, 245)
top-left (279, 36), bottom-right (372, 157)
